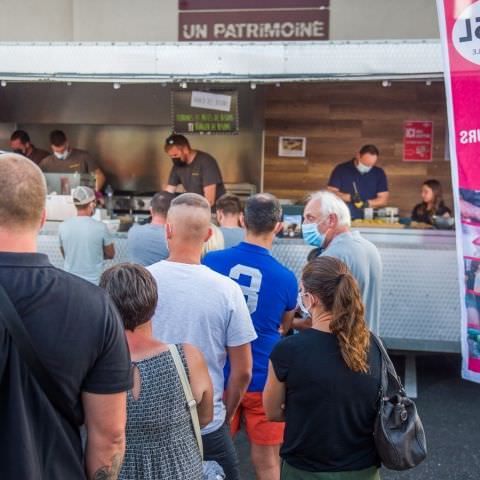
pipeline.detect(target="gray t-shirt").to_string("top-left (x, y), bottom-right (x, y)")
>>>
top-left (321, 231), bottom-right (382, 335)
top-left (127, 223), bottom-right (169, 266)
top-left (167, 150), bottom-right (226, 202)
top-left (39, 148), bottom-right (97, 174)
top-left (59, 216), bottom-right (113, 285)
top-left (220, 227), bottom-right (245, 249)
top-left (147, 260), bottom-right (257, 435)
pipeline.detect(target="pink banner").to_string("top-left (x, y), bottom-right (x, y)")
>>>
top-left (437, 0), bottom-right (480, 382)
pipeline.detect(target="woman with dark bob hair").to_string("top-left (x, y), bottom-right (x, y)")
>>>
top-left (263, 256), bottom-right (382, 480)
top-left (100, 263), bottom-right (213, 480)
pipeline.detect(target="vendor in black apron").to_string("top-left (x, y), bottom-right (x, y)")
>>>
top-left (327, 144), bottom-right (389, 220)
top-left (164, 134), bottom-right (226, 207)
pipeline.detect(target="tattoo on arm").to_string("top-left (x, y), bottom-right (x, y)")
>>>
top-left (91, 453), bottom-right (122, 480)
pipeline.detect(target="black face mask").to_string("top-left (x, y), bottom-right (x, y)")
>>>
top-left (172, 157), bottom-right (186, 167)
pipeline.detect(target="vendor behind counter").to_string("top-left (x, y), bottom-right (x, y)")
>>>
top-left (327, 144), bottom-right (389, 220)
top-left (39, 130), bottom-right (106, 192)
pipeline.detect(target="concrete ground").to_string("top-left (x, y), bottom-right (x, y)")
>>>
top-left (235, 353), bottom-right (480, 480)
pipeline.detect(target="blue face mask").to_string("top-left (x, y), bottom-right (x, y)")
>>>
top-left (356, 162), bottom-right (372, 174)
top-left (301, 222), bottom-right (325, 247)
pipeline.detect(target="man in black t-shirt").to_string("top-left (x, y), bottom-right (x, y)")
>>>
top-left (0, 153), bottom-right (132, 479)
top-left (164, 133), bottom-right (226, 206)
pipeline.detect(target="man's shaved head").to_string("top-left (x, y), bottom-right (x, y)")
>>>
top-left (0, 153), bottom-right (46, 231)
top-left (167, 193), bottom-right (211, 243)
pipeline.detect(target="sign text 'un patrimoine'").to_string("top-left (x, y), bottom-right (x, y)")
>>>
top-left (178, 1), bottom-right (330, 42)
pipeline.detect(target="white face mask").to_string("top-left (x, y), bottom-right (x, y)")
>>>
top-left (356, 162), bottom-right (372, 174)
top-left (297, 291), bottom-right (311, 316)
top-left (54, 151), bottom-right (69, 161)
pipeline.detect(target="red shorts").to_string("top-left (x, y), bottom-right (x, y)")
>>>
top-left (230, 392), bottom-right (285, 446)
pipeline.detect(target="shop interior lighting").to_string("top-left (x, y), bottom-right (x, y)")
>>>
top-left (425, 80), bottom-right (432, 86)
top-left (67, 81), bottom-right (72, 86)
top-left (381, 80), bottom-right (391, 87)
top-left (275, 82), bottom-right (281, 87)
top-left (180, 81), bottom-right (188, 89)
top-left (250, 82), bottom-right (257, 90)
top-left (113, 82), bottom-right (121, 90)
top-left (0, 80), bottom-right (7, 87)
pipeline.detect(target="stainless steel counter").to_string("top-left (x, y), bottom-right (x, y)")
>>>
top-left (38, 226), bottom-right (461, 354)
top-left (273, 229), bottom-right (460, 353)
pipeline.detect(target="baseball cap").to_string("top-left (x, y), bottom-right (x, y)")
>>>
top-left (72, 186), bottom-right (96, 205)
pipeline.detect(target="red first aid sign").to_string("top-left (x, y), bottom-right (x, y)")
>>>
top-left (403, 121), bottom-right (433, 162)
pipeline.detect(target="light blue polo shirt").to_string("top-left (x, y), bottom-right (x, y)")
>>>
top-left (321, 231), bottom-right (382, 334)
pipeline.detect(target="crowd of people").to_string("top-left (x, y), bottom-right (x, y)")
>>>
top-left (0, 152), bottom-right (388, 480)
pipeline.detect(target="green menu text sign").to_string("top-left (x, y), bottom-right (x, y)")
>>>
top-left (172, 90), bottom-right (239, 134)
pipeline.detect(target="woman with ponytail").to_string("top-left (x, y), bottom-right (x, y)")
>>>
top-left (263, 256), bottom-right (382, 480)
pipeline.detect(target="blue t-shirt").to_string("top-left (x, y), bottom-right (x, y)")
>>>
top-left (328, 160), bottom-right (388, 219)
top-left (127, 223), bottom-right (169, 266)
top-left (203, 242), bottom-right (298, 392)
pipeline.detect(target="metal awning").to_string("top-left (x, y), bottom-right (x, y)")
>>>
top-left (0, 40), bottom-right (443, 83)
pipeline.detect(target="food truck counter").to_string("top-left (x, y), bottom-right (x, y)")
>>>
top-left (38, 225), bottom-right (460, 355)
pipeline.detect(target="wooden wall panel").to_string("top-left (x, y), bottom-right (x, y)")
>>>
top-left (263, 81), bottom-right (453, 216)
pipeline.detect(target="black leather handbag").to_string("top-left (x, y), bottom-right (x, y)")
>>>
top-left (371, 334), bottom-right (427, 470)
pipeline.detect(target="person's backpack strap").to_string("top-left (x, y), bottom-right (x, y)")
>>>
top-left (0, 284), bottom-right (80, 429)
top-left (168, 344), bottom-right (204, 458)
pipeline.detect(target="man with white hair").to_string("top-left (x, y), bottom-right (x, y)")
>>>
top-left (301, 190), bottom-right (382, 334)
top-left (148, 192), bottom-right (257, 480)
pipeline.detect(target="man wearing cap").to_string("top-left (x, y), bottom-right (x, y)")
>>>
top-left (59, 186), bottom-right (115, 284)
top-left (164, 134), bottom-right (226, 206)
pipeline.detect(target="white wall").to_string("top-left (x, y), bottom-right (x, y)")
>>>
top-left (73, 0), bottom-right (178, 41)
top-left (0, 0), bottom-right (438, 42)
top-left (331, 0), bottom-right (439, 39)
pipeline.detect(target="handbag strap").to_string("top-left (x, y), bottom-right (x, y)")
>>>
top-left (0, 284), bottom-right (80, 428)
top-left (168, 344), bottom-right (204, 458)
top-left (370, 333), bottom-right (406, 397)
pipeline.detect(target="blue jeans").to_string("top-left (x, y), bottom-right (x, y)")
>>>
top-left (202, 422), bottom-right (240, 480)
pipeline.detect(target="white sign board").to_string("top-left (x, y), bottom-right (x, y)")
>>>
top-left (190, 91), bottom-right (232, 112)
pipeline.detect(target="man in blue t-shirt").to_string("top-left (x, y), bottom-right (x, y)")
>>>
top-left (127, 191), bottom-right (173, 266)
top-left (328, 144), bottom-right (389, 219)
top-left (204, 193), bottom-right (298, 480)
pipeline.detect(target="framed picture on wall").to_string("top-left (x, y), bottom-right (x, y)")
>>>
top-left (278, 136), bottom-right (306, 157)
